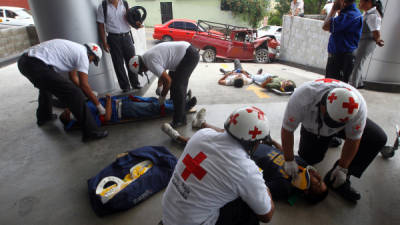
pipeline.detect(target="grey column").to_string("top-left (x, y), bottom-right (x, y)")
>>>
top-left (364, 0), bottom-right (400, 92)
top-left (28, 0), bottom-right (117, 94)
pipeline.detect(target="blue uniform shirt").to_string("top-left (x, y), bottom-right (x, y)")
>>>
top-left (328, 3), bottom-right (362, 54)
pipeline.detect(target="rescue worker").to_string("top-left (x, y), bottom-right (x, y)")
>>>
top-left (129, 41), bottom-right (199, 128)
top-left (323, 0), bottom-right (363, 83)
top-left (161, 107), bottom-right (274, 225)
top-left (97, 0), bottom-right (142, 92)
top-left (18, 39), bottom-right (108, 142)
top-left (281, 78), bottom-right (387, 202)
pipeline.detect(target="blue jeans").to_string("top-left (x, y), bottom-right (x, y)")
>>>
top-left (121, 98), bottom-right (174, 119)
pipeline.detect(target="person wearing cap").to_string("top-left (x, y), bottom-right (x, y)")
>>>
top-left (18, 39), bottom-right (108, 142)
top-left (161, 106), bottom-right (274, 225)
top-left (97, 0), bottom-right (141, 92)
top-left (323, 0), bottom-right (363, 83)
top-left (129, 41), bottom-right (199, 128)
top-left (349, 0), bottom-right (385, 89)
top-left (280, 78), bottom-right (387, 202)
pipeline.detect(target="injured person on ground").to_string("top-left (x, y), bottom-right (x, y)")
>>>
top-left (161, 108), bottom-right (328, 204)
top-left (60, 91), bottom-right (197, 130)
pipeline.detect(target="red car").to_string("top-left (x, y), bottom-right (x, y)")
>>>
top-left (191, 20), bottom-right (280, 63)
top-left (153, 19), bottom-right (200, 42)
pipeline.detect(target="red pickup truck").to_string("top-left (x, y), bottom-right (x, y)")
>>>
top-left (191, 20), bottom-right (280, 63)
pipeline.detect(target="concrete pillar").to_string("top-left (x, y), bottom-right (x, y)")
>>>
top-left (364, 0), bottom-right (400, 92)
top-left (28, 0), bottom-right (117, 94)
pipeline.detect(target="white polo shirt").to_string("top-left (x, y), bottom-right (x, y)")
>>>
top-left (224, 74), bottom-right (253, 86)
top-left (282, 79), bottom-right (367, 140)
top-left (365, 7), bottom-right (382, 32)
top-left (290, 0), bottom-right (304, 15)
top-left (97, 0), bottom-right (131, 34)
top-left (162, 129), bottom-right (272, 225)
top-left (142, 41), bottom-right (191, 77)
top-left (28, 39), bottom-right (89, 74)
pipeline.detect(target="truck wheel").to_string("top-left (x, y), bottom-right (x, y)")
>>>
top-left (202, 48), bottom-right (216, 63)
top-left (255, 48), bottom-right (270, 63)
top-left (162, 35), bottom-right (173, 42)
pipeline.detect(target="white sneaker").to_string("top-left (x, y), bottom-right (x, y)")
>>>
top-left (192, 108), bottom-right (206, 128)
top-left (161, 123), bottom-right (180, 140)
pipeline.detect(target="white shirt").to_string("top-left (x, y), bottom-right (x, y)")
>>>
top-left (97, 0), bottom-right (131, 34)
top-left (323, 3), bottom-right (333, 15)
top-left (365, 7), bottom-right (382, 31)
top-left (28, 39), bottom-right (89, 74)
top-left (291, 0), bottom-right (304, 15)
top-left (142, 41), bottom-right (191, 77)
top-left (224, 74), bottom-right (253, 86)
top-left (282, 79), bottom-right (367, 140)
top-left (162, 129), bottom-right (272, 225)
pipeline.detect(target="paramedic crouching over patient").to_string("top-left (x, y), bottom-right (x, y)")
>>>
top-left (129, 41), bottom-right (199, 128)
top-left (18, 39), bottom-right (108, 142)
top-left (281, 78), bottom-right (386, 202)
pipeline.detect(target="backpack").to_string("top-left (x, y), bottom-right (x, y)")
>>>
top-left (102, 0), bottom-right (129, 24)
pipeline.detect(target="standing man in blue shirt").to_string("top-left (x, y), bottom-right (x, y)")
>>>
top-left (323, 0), bottom-right (363, 83)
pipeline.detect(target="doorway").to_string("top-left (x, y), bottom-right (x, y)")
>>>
top-left (160, 2), bottom-right (173, 24)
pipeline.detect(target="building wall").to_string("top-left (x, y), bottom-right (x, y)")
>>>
top-left (0, 26), bottom-right (38, 58)
top-left (0, 0), bottom-right (30, 9)
top-left (279, 15), bottom-right (330, 70)
top-left (130, 0), bottom-right (248, 27)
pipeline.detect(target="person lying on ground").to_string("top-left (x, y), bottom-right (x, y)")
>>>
top-left (161, 108), bottom-right (328, 204)
top-left (60, 91), bottom-right (197, 129)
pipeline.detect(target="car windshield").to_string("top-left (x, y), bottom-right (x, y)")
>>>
top-left (197, 24), bottom-right (206, 32)
top-left (15, 9), bottom-right (32, 18)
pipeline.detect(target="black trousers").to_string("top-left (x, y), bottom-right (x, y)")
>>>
top-left (169, 45), bottom-right (199, 124)
top-left (17, 54), bottom-right (99, 135)
top-left (325, 52), bottom-right (355, 83)
top-left (107, 33), bottom-right (139, 90)
top-left (216, 198), bottom-right (259, 225)
top-left (298, 118), bottom-right (387, 178)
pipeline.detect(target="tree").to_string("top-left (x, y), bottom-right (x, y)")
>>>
top-left (221, 0), bottom-right (271, 28)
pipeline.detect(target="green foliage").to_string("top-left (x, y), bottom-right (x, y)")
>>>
top-left (222, 0), bottom-right (270, 28)
top-left (268, 0), bottom-right (290, 26)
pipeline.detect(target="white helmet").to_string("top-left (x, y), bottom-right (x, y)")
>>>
top-left (85, 43), bottom-right (102, 66)
top-left (325, 88), bottom-right (360, 123)
top-left (224, 106), bottom-right (270, 152)
top-left (129, 56), bottom-right (140, 74)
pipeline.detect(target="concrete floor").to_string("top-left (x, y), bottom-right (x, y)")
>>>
top-left (0, 60), bottom-right (400, 225)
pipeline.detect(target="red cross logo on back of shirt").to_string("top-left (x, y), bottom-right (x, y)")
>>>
top-left (315, 78), bottom-right (340, 83)
top-left (229, 113), bottom-right (240, 125)
top-left (328, 93), bottom-right (337, 103)
top-left (92, 45), bottom-right (98, 51)
top-left (181, 152), bottom-right (207, 181)
top-left (133, 61), bottom-right (138, 68)
top-left (246, 106), bottom-right (265, 120)
top-left (249, 126), bottom-right (262, 139)
top-left (342, 97), bottom-right (359, 114)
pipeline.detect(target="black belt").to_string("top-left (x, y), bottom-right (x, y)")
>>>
top-left (108, 32), bottom-right (130, 37)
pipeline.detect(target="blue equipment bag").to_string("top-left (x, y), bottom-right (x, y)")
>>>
top-left (88, 146), bottom-right (177, 216)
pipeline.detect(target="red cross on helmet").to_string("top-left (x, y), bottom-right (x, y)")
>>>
top-left (129, 56), bottom-right (141, 74)
top-left (325, 88), bottom-right (360, 123)
top-left (84, 43), bottom-right (102, 66)
top-left (224, 106), bottom-right (270, 151)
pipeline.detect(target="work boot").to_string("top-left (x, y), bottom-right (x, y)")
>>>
top-left (82, 129), bottom-right (108, 142)
top-left (37, 114), bottom-right (57, 126)
top-left (192, 108), bottom-right (206, 128)
top-left (324, 165), bottom-right (361, 202)
top-left (257, 68), bottom-right (263, 74)
top-left (329, 137), bottom-right (343, 148)
top-left (161, 123), bottom-right (180, 140)
top-left (219, 68), bottom-right (227, 74)
top-left (186, 97), bottom-right (197, 111)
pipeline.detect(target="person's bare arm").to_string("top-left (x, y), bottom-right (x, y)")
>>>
top-left (69, 70), bottom-right (79, 86)
top-left (373, 30), bottom-right (384, 47)
top-left (323, 2), bottom-right (341, 31)
top-left (104, 94), bottom-right (112, 121)
top-left (260, 77), bottom-right (273, 88)
top-left (256, 190), bottom-right (275, 223)
top-left (338, 138), bottom-right (361, 169)
top-left (159, 71), bottom-right (172, 97)
top-left (97, 23), bottom-right (110, 53)
top-left (218, 73), bottom-right (232, 85)
top-left (281, 127), bottom-right (295, 161)
top-left (78, 71), bottom-right (100, 106)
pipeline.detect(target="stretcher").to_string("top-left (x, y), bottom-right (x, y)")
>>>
top-left (253, 80), bottom-right (294, 95)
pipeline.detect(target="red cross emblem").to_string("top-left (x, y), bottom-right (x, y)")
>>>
top-left (132, 61), bottom-right (138, 68)
top-left (92, 45), bottom-right (98, 51)
top-left (229, 113), bottom-right (239, 125)
top-left (181, 152), bottom-right (207, 181)
top-left (246, 107), bottom-right (265, 120)
top-left (355, 124), bottom-right (361, 131)
top-left (289, 117), bottom-right (295, 122)
top-left (342, 97), bottom-right (359, 114)
top-left (328, 93), bottom-right (337, 103)
top-left (315, 78), bottom-right (340, 83)
top-left (249, 126), bottom-right (262, 139)
top-left (339, 117), bottom-right (349, 123)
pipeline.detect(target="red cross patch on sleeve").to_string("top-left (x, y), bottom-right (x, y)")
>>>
top-left (181, 152), bottom-right (208, 181)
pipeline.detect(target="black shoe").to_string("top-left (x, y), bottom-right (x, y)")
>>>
top-left (357, 86), bottom-right (365, 89)
top-left (257, 68), bottom-right (263, 74)
top-left (186, 97), bottom-right (197, 110)
top-left (37, 114), bottom-right (57, 126)
top-left (170, 121), bottom-right (187, 129)
top-left (82, 129), bottom-right (108, 142)
top-left (329, 137), bottom-right (342, 148)
top-left (122, 88), bottom-right (131, 93)
top-left (132, 85), bottom-right (142, 89)
top-left (219, 68), bottom-right (227, 74)
top-left (324, 165), bottom-right (361, 202)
